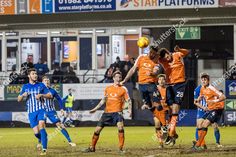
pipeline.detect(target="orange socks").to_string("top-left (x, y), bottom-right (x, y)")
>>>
top-left (118, 130), bottom-right (125, 150)
top-left (156, 128), bottom-right (163, 143)
top-left (91, 132), bottom-right (100, 148)
top-left (196, 128), bottom-right (208, 147)
top-left (169, 114), bottom-right (178, 137)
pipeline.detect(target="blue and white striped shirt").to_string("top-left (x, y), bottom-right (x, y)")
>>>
top-left (20, 82), bottom-right (50, 113)
top-left (194, 85), bottom-right (207, 112)
top-left (44, 87), bottom-right (63, 112)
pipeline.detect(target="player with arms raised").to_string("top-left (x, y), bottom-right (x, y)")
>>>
top-left (121, 45), bottom-right (164, 122)
top-left (158, 45), bottom-right (189, 146)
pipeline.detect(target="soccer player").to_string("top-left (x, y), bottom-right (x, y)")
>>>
top-left (158, 45), bottom-right (189, 145)
top-left (193, 77), bottom-right (224, 148)
top-left (192, 73), bottom-right (226, 150)
top-left (84, 71), bottom-right (132, 153)
top-left (121, 45), bottom-right (163, 119)
top-left (42, 76), bottom-right (76, 147)
top-left (17, 68), bottom-right (52, 156)
top-left (62, 88), bottom-right (75, 127)
top-left (153, 74), bottom-right (170, 148)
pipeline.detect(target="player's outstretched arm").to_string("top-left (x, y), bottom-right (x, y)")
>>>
top-left (121, 65), bottom-right (137, 85)
top-left (54, 90), bottom-right (64, 110)
top-left (89, 97), bottom-right (107, 113)
top-left (174, 45), bottom-right (189, 57)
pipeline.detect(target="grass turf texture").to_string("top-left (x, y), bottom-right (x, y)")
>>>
top-left (0, 126), bottom-right (235, 157)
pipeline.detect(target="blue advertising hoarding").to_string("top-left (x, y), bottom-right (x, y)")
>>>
top-left (55, 0), bottom-right (116, 13)
top-left (42, 0), bottom-right (53, 14)
top-left (225, 80), bottom-right (236, 99)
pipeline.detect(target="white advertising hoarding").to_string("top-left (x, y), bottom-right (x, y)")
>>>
top-left (63, 83), bottom-right (112, 100)
top-left (116, 0), bottom-right (218, 10)
top-left (12, 110), bottom-right (131, 124)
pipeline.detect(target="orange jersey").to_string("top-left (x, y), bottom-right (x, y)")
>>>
top-left (104, 84), bottom-right (130, 113)
top-left (215, 101), bottom-right (225, 109)
top-left (159, 50), bottom-right (188, 84)
top-left (157, 85), bottom-right (169, 111)
top-left (200, 85), bottom-right (223, 110)
top-left (135, 54), bottom-right (159, 84)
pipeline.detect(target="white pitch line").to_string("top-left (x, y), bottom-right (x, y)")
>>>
top-left (0, 132), bottom-right (31, 136)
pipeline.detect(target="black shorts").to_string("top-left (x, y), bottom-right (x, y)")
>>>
top-left (202, 109), bottom-right (223, 123)
top-left (139, 83), bottom-right (161, 107)
top-left (166, 82), bottom-right (186, 106)
top-left (97, 112), bottom-right (124, 127)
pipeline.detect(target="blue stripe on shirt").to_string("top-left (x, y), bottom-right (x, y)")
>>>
top-left (20, 82), bottom-right (49, 113)
top-left (194, 85), bottom-right (207, 112)
top-left (44, 87), bottom-right (63, 112)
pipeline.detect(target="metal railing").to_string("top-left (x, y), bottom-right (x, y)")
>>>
top-left (0, 73), bottom-right (105, 85)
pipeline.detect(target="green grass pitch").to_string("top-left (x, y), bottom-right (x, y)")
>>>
top-left (0, 126), bottom-right (236, 157)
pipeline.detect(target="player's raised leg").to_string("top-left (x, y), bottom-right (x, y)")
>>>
top-left (55, 122), bottom-right (76, 147)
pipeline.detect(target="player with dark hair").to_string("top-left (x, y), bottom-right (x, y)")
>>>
top-left (18, 68), bottom-right (52, 156)
top-left (192, 73), bottom-right (226, 151)
top-left (84, 71), bottom-right (132, 153)
top-left (158, 45), bottom-right (189, 146)
top-left (121, 45), bottom-right (163, 121)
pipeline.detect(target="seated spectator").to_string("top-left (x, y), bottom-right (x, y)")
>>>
top-left (34, 59), bottom-right (49, 76)
top-left (21, 58), bottom-right (34, 75)
top-left (18, 69), bottom-right (28, 84)
top-left (103, 66), bottom-right (115, 83)
top-left (9, 66), bottom-right (19, 84)
top-left (112, 56), bottom-right (122, 70)
top-left (228, 63), bottom-right (236, 80)
top-left (52, 66), bottom-right (64, 83)
top-left (63, 66), bottom-right (80, 83)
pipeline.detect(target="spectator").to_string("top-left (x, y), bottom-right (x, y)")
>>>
top-left (63, 66), bottom-right (80, 83)
top-left (228, 63), bottom-right (236, 80)
top-left (21, 58), bottom-right (34, 75)
top-left (34, 59), bottom-right (49, 76)
top-left (103, 66), bottom-right (115, 83)
top-left (121, 64), bottom-right (130, 81)
top-left (129, 57), bottom-right (135, 67)
top-left (112, 56), bottom-right (122, 70)
top-left (52, 66), bottom-right (64, 83)
top-left (18, 68), bottom-right (28, 84)
top-left (9, 66), bottom-right (19, 84)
